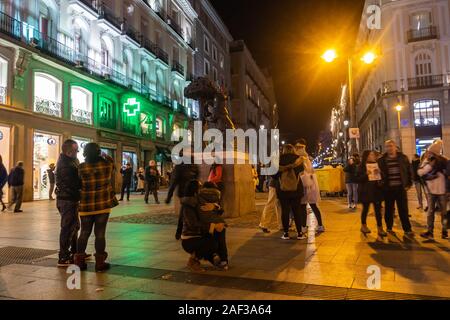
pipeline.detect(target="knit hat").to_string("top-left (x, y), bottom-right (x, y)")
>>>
top-left (428, 139), bottom-right (443, 155)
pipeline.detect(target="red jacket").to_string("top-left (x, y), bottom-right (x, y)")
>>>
top-left (208, 165), bottom-right (223, 184)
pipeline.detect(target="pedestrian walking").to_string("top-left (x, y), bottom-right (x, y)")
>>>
top-left (7, 161), bottom-right (24, 213)
top-left (418, 140), bottom-right (448, 240)
top-left (47, 163), bottom-right (56, 200)
top-left (344, 157), bottom-right (359, 209)
top-left (55, 139), bottom-right (82, 267)
top-left (144, 160), bottom-right (160, 204)
top-left (136, 167), bottom-right (145, 195)
top-left (411, 154), bottom-right (427, 210)
top-left (166, 153), bottom-right (200, 240)
top-left (0, 155), bottom-right (7, 212)
top-left (74, 143), bottom-right (116, 272)
top-left (378, 140), bottom-right (414, 236)
top-left (119, 162), bottom-right (133, 201)
top-left (259, 176), bottom-right (282, 233)
top-left (356, 150), bottom-right (387, 237)
top-left (277, 144), bottom-right (306, 240)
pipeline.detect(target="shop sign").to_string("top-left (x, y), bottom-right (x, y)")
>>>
top-left (123, 146), bottom-right (137, 153)
top-left (123, 98), bottom-right (141, 117)
top-left (47, 138), bottom-right (57, 145)
top-left (99, 142), bottom-right (117, 150)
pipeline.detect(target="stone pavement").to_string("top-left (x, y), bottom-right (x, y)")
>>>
top-left (0, 191), bottom-right (449, 300)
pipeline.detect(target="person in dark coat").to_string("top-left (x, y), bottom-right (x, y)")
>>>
top-left (411, 154), bottom-right (427, 210)
top-left (357, 150), bottom-right (387, 237)
top-left (344, 157), bottom-right (359, 209)
top-left (7, 161), bottom-right (25, 213)
top-left (119, 163), bottom-right (133, 201)
top-left (166, 156), bottom-right (200, 240)
top-left (0, 155), bottom-right (8, 212)
top-left (55, 139), bottom-right (82, 266)
top-left (47, 163), bottom-right (56, 200)
top-left (144, 160), bottom-right (160, 204)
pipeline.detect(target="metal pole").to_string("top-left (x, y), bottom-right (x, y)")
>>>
top-left (397, 110), bottom-right (402, 150)
top-left (347, 57), bottom-right (359, 154)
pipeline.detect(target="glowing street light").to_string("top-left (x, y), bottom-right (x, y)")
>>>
top-left (395, 104), bottom-right (403, 112)
top-left (321, 49), bottom-right (338, 63)
top-left (343, 120), bottom-right (349, 127)
top-left (395, 103), bottom-right (403, 148)
top-left (361, 51), bottom-right (377, 65)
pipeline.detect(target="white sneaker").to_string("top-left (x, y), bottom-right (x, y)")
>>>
top-left (316, 226), bottom-right (325, 233)
top-left (297, 233), bottom-right (307, 240)
top-left (281, 233), bottom-right (290, 240)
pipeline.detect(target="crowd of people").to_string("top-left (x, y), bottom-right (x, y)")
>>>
top-left (0, 136), bottom-right (449, 274)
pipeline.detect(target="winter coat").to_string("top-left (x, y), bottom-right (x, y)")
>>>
top-left (301, 171), bottom-right (321, 204)
top-left (181, 197), bottom-right (214, 238)
top-left (343, 163), bottom-right (358, 184)
top-left (378, 152), bottom-right (413, 190)
top-left (137, 171), bottom-right (145, 190)
top-left (47, 169), bottom-right (55, 184)
top-left (145, 166), bottom-right (160, 190)
top-left (120, 167), bottom-right (133, 185)
top-left (411, 159), bottom-right (421, 182)
top-left (8, 166), bottom-right (24, 187)
top-left (356, 163), bottom-right (384, 204)
top-left (167, 163), bottom-right (200, 199)
top-left (55, 153), bottom-right (81, 202)
top-left (0, 163), bottom-right (7, 190)
top-left (418, 157), bottom-right (447, 195)
top-left (276, 153), bottom-right (304, 200)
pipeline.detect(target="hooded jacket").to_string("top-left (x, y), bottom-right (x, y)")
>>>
top-left (181, 197), bottom-right (214, 238)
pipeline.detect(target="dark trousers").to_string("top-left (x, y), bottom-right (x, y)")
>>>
top-left (57, 200), bottom-right (80, 260)
top-left (214, 230), bottom-right (228, 262)
top-left (308, 203), bottom-right (323, 226)
top-left (280, 197), bottom-right (305, 233)
top-left (8, 186), bottom-right (23, 211)
top-left (361, 202), bottom-right (383, 227)
top-left (120, 183), bottom-right (131, 200)
top-left (182, 236), bottom-right (218, 264)
top-left (144, 183), bottom-right (159, 203)
top-left (176, 206), bottom-right (183, 238)
top-left (49, 183), bottom-right (55, 199)
top-left (384, 187), bottom-right (412, 232)
top-left (77, 213), bottom-right (110, 254)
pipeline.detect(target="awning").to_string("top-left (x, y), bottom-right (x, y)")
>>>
top-left (156, 146), bottom-right (172, 162)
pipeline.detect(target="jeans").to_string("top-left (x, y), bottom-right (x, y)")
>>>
top-left (414, 182), bottom-right (426, 208)
top-left (259, 187), bottom-right (282, 229)
top-left (384, 187), bottom-right (412, 232)
top-left (120, 183), bottom-right (131, 200)
top-left (346, 183), bottom-right (358, 205)
top-left (361, 202), bottom-right (383, 227)
top-left (77, 213), bottom-right (110, 254)
top-left (57, 200), bottom-right (80, 260)
top-left (144, 183), bottom-right (159, 203)
top-left (426, 194), bottom-right (448, 234)
top-left (214, 229), bottom-right (228, 262)
top-left (8, 186), bottom-right (23, 211)
top-left (280, 197), bottom-right (306, 234)
top-left (182, 236), bottom-right (218, 264)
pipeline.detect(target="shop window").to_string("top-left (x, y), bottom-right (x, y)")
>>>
top-left (34, 72), bottom-right (62, 117)
top-left (156, 117), bottom-right (164, 138)
top-left (71, 86), bottom-right (93, 125)
top-left (99, 97), bottom-right (115, 129)
top-left (204, 36), bottom-right (210, 54)
top-left (140, 112), bottom-right (152, 136)
top-left (414, 99), bottom-right (441, 127)
top-left (212, 46), bottom-right (218, 61)
top-left (204, 59), bottom-right (210, 76)
top-left (0, 56), bottom-right (8, 104)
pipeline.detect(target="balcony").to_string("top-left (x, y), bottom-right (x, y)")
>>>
top-left (407, 26), bottom-right (438, 43)
top-left (381, 80), bottom-right (400, 95)
top-left (154, 6), bottom-right (167, 21)
top-left (98, 5), bottom-right (122, 37)
top-left (167, 16), bottom-right (184, 38)
top-left (34, 97), bottom-right (62, 118)
top-left (407, 75), bottom-right (445, 90)
top-left (71, 108), bottom-right (93, 125)
top-left (140, 37), bottom-right (157, 58)
top-left (0, 86), bottom-right (6, 104)
top-left (37, 35), bottom-right (76, 66)
top-left (68, 0), bottom-right (99, 21)
top-left (0, 11), bottom-right (22, 40)
top-left (155, 46), bottom-right (169, 65)
top-left (121, 21), bottom-right (140, 48)
top-left (172, 60), bottom-right (184, 77)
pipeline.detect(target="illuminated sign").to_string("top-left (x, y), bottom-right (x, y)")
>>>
top-left (123, 98), bottom-right (141, 117)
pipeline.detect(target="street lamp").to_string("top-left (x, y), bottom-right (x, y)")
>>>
top-left (343, 120), bottom-right (349, 127)
top-left (395, 103), bottom-right (403, 149)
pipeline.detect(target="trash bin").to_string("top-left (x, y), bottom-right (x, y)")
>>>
top-left (315, 166), bottom-right (346, 196)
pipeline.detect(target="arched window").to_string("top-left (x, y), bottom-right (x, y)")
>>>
top-left (0, 56), bottom-right (8, 104)
top-left (101, 37), bottom-right (113, 69)
top-left (123, 49), bottom-right (133, 81)
top-left (414, 99), bottom-right (441, 127)
top-left (71, 86), bottom-right (93, 125)
top-left (415, 53), bottom-right (433, 87)
top-left (156, 68), bottom-right (165, 101)
top-left (156, 117), bottom-right (164, 138)
top-left (34, 72), bottom-right (62, 117)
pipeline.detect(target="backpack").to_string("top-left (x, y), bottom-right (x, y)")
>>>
top-left (280, 168), bottom-right (299, 192)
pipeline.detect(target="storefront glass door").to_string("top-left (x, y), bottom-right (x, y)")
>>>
top-left (33, 131), bottom-right (60, 200)
top-left (72, 137), bottom-right (91, 164)
top-left (122, 151), bottom-right (138, 189)
top-left (0, 125), bottom-right (10, 202)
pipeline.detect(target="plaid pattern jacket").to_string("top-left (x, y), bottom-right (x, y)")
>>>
top-left (79, 157), bottom-right (114, 215)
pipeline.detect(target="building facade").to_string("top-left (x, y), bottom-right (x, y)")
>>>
top-left (229, 40), bottom-right (277, 131)
top-left (354, 0), bottom-right (450, 157)
top-left (0, 0), bottom-right (198, 201)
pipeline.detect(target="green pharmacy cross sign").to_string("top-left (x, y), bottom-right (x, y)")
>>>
top-left (123, 98), bottom-right (141, 117)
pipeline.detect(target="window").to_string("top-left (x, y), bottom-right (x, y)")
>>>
top-left (172, 124), bottom-right (181, 141)
top-left (213, 67), bottom-right (218, 82)
top-left (101, 39), bottom-right (111, 68)
top-left (71, 87), bottom-right (92, 125)
top-left (140, 112), bottom-right (152, 136)
top-left (212, 46), bottom-right (217, 61)
top-left (415, 53), bottom-right (433, 86)
top-left (34, 73), bottom-right (62, 117)
top-left (411, 12), bottom-right (432, 30)
top-left (204, 36), bottom-right (210, 54)
top-left (99, 97), bottom-right (115, 129)
top-left (414, 99), bottom-right (441, 127)
top-left (156, 117), bottom-right (164, 138)
top-left (0, 56), bottom-right (8, 104)
top-left (204, 59), bottom-right (210, 76)
top-left (219, 54), bottom-right (224, 69)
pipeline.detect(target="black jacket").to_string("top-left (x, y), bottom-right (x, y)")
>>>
top-left (120, 167), bottom-right (133, 185)
top-left (378, 152), bottom-right (413, 190)
top-left (167, 163), bottom-right (200, 200)
top-left (344, 163), bottom-right (359, 183)
top-left (47, 169), bottom-right (55, 184)
top-left (181, 197), bottom-right (212, 238)
top-left (55, 154), bottom-right (81, 201)
top-left (145, 166), bottom-right (160, 189)
top-left (8, 166), bottom-right (24, 187)
top-left (0, 163), bottom-right (7, 190)
top-left (356, 163), bottom-right (384, 203)
top-left (276, 153), bottom-right (304, 200)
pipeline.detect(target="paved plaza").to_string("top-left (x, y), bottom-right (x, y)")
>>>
top-left (0, 191), bottom-right (449, 300)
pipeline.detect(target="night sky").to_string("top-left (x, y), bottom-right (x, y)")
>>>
top-left (211, 0), bottom-right (365, 151)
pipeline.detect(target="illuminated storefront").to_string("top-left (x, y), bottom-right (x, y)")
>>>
top-left (0, 125), bottom-right (11, 202)
top-left (33, 131), bottom-right (60, 200)
top-left (72, 137), bottom-right (91, 164)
